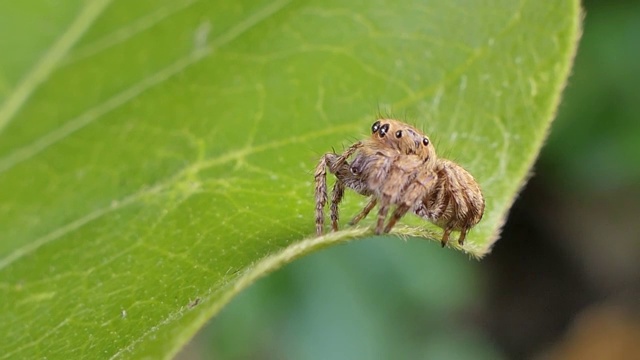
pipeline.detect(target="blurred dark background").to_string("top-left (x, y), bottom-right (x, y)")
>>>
top-left (179, 1), bottom-right (640, 359)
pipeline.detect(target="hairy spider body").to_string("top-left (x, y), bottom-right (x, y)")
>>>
top-left (415, 159), bottom-right (485, 246)
top-left (352, 146), bottom-right (438, 234)
top-left (314, 119), bottom-right (484, 247)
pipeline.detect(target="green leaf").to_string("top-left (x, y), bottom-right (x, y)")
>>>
top-left (0, 0), bottom-right (580, 358)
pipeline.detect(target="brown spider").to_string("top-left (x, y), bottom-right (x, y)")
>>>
top-left (314, 119), bottom-right (485, 247)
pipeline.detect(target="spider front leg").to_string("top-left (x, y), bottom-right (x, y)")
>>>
top-left (328, 142), bottom-right (363, 173)
top-left (314, 156), bottom-right (329, 235)
top-left (314, 142), bottom-right (363, 235)
top-left (330, 180), bottom-right (345, 231)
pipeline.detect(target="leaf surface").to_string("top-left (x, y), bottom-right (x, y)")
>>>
top-left (0, 0), bottom-right (581, 358)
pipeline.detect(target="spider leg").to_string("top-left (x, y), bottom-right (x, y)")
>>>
top-left (314, 154), bottom-right (329, 235)
top-left (328, 141), bottom-right (363, 173)
top-left (375, 197), bottom-right (390, 235)
top-left (330, 180), bottom-right (345, 231)
top-left (441, 224), bottom-right (454, 247)
top-left (349, 197), bottom-right (377, 226)
top-left (383, 204), bottom-right (410, 233)
top-left (458, 227), bottom-right (469, 246)
top-left (315, 142), bottom-right (364, 236)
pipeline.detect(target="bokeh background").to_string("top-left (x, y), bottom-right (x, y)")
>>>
top-left (178, 1), bottom-right (640, 359)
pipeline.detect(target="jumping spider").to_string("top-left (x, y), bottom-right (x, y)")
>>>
top-left (314, 119), bottom-right (485, 247)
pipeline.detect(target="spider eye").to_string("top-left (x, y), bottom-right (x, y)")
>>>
top-left (423, 137), bottom-right (430, 146)
top-left (395, 130), bottom-right (402, 138)
top-left (371, 121), bottom-right (381, 133)
top-left (379, 124), bottom-right (390, 137)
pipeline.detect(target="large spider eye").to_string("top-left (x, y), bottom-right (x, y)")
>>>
top-left (371, 121), bottom-right (381, 133)
top-left (423, 137), bottom-right (430, 146)
top-left (395, 130), bottom-right (402, 138)
top-left (379, 124), bottom-right (390, 137)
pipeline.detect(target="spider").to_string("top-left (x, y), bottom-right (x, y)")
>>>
top-left (314, 119), bottom-right (485, 247)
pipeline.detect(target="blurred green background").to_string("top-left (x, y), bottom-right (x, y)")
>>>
top-left (178, 1), bottom-right (640, 359)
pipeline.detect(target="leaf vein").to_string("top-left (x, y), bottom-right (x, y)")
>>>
top-left (62, 0), bottom-right (201, 67)
top-left (0, 0), bottom-right (293, 174)
top-left (0, 0), bottom-right (113, 135)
